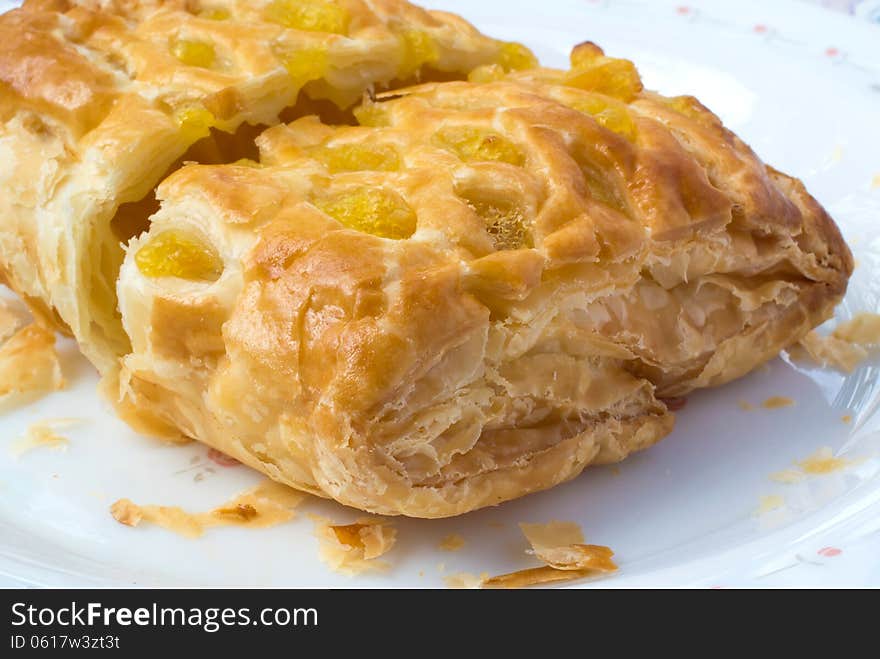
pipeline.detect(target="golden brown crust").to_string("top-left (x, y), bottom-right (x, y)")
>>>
top-left (113, 48), bottom-right (850, 517)
top-left (1, 11), bottom-right (851, 518)
top-left (0, 0), bottom-right (533, 372)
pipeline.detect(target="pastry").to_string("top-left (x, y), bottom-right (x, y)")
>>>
top-left (0, 0), bottom-right (535, 372)
top-left (112, 44), bottom-right (850, 517)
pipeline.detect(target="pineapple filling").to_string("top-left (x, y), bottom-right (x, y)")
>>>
top-left (316, 188), bottom-right (417, 239)
top-left (433, 126), bottom-right (524, 166)
top-left (170, 38), bottom-right (216, 68)
top-left (312, 142), bottom-right (400, 173)
top-left (398, 30), bottom-right (439, 77)
top-left (354, 103), bottom-right (391, 128)
top-left (135, 230), bottom-right (223, 282)
top-left (272, 44), bottom-right (329, 86)
top-left (199, 7), bottom-right (230, 20)
top-left (565, 43), bottom-right (643, 102)
top-left (457, 187), bottom-right (530, 250)
top-left (496, 41), bottom-right (538, 71)
top-left (174, 106), bottom-right (216, 142)
top-left (570, 94), bottom-right (637, 141)
top-left (476, 200), bottom-right (529, 250)
top-left (468, 63), bottom-right (506, 83)
top-left (265, 0), bottom-right (349, 34)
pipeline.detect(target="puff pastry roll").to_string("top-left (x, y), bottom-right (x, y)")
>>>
top-left (114, 45), bottom-right (850, 517)
top-left (0, 0), bottom-right (534, 372)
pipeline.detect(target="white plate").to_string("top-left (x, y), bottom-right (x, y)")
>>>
top-left (1, 0), bottom-right (879, 588)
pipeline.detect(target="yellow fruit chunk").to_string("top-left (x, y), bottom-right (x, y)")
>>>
top-left (565, 55), bottom-right (643, 102)
top-left (199, 7), bottom-right (230, 20)
top-left (174, 106), bottom-right (215, 141)
top-left (571, 94), bottom-right (637, 141)
top-left (569, 41), bottom-right (606, 69)
top-left (170, 38), bottom-right (216, 68)
top-left (399, 30), bottom-right (438, 77)
top-left (316, 188), bottom-right (416, 240)
top-left (467, 198), bottom-right (530, 250)
top-left (274, 45), bottom-right (328, 84)
top-left (313, 143), bottom-right (400, 173)
top-left (354, 103), bottom-right (391, 128)
top-left (468, 64), bottom-right (506, 83)
top-left (135, 230), bottom-right (223, 281)
top-left (496, 41), bottom-right (537, 71)
top-left (265, 0), bottom-right (348, 34)
top-left (433, 126), bottom-right (524, 166)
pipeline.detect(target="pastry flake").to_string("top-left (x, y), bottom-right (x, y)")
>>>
top-left (0, 298), bottom-right (27, 342)
top-left (793, 331), bottom-right (868, 373)
top-left (519, 521), bottom-right (618, 572)
top-left (444, 572), bottom-right (486, 589)
top-left (0, 324), bottom-right (64, 410)
top-left (832, 313), bottom-right (880, 346)
top-left (791, 313), bottom-right (880, 373)
top-left (438, 533), bottom-right (466, 552)
top-left (482, 566), bottom-right (599, 589)
top-left (109, 478), bottom-right (305, 538)
top-left (313, 516), bottom-right (397, 575)
top-left (482, 520), bottom-right (616, 589)
top-left (10, 417), bottom-right (81, 458)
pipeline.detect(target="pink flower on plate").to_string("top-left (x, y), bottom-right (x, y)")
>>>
top-left (676, 5), bottom-right (692, 15)
top-left (817, 546), bottom-right (842, 557)
top-left (825, 47), bottom-right (840, 57)
top-left (207, 448), bottom-right (241, 467)
top-left (753, 24), bottom-right (768, 34)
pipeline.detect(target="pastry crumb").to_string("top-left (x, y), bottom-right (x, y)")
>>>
top-left (444, 572), bottom-right (486, 589)
top-left (0, 324), bottom-right (64, 410)
top-left (444, 574), bottom-right (472, 589)
top-left (833, 313), bottom-right (880, 346)
top-left (792, 314), bottom-right (880, 373)
top-left (738, 400), bottom-right (754, 411)
top-left (487, 520), bottom-right (505, 529)
top-left (762, 396), bottom-right (794, 409)
top-left (871, 173), bottom-right (880, 189)
top-left (841, 415), bottom-right (852, 424)
top-left (438, 533), bottom-right (466, 552)
top-left (520, 521), bottom-right (617, 572)
top-left (798, 446), bottom-right (850, 475)
top-left (483, 521), bottom-right (616, 589)
top-left (769, 468), bottom-right (805, 484)
top-left (770, 447), bottom-right (854, 483)
top-left (11, 418), bottom-right (81, 458)
top-left (610, 466), bottom-right (621, 477)
top-left (313, 516), bottom-right (396, 575)
top-left (110, 478), bottom-right (305, 539)
top-left (756, 494), bottom-right (785, 515)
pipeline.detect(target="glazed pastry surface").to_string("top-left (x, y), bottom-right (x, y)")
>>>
top-left (114, 45), bottom-right (851, 516)
top-left (0, 0), bottom-right (532, 371)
